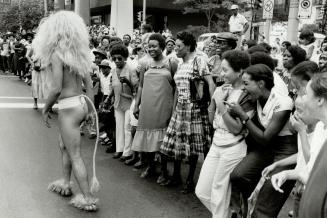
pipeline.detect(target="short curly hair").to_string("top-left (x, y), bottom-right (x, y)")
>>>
top-left (291, 61), bottom-right (318, 81)
top-left (250, 52), bottom-right (276, 71)
top-left (299, 29), bottom-right (316, 44)
top-left (149, 33), bottom-right (166, 50)
top-left (245, 64), bottom-right (274, 90)
top-left (222, 50), bottom-right (250, 72)
top-left (176, 31), bottom-right (197, 52)
top-left (110, 44), bottom-right (129, 58)
top-left (286, 45), bottom-right (307, 65)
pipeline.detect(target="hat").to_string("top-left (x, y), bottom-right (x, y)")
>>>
top-left (98, 59), bottom-right (111, 68)
top-left (165, 38), bottom-right (175, 45)
top-left (93, 49), bottom-right (107, 58)
top-left (231, 5), bottom-right (239, 10)
top-left (216, 32), bottom-right (238, 41)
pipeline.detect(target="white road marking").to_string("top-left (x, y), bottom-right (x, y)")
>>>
top-left (0, 103), bottom-right (58, 109)
top-left (0, 75), bottom-right (19, 78)
top-left (0, 96), bottom-right (34, 99)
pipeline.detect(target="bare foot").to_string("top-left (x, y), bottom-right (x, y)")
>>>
top-left (48, 179), bottom-right (73, 197)
top-left (69, 194), bottom-right (98, 211)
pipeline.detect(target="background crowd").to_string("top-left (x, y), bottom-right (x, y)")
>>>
top-left (1, 15), bottom-right (327, 218)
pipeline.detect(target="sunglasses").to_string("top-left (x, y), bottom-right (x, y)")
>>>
top-left (112, 56), bottom-right (123, 61)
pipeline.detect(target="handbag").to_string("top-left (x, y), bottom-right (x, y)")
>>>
top-left (189, 57), bottom-right (210, 104)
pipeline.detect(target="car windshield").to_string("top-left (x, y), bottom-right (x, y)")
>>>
top-left (198, 36), bottom-right (209, 42)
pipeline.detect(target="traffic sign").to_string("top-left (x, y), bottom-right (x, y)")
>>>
top-left (263, 0), bottom-right (274, 19)
top-left (298, 0), bottom-right (312, 19)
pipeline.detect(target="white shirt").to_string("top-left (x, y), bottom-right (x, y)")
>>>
top-left (295, 132), bottom-right (314, 172)
top-left (229, 13), bottom-right (247, 33)
top-left (99, 72), bottom-right (112, 95)
top-left (212, 87), bottom-right (254, 146)
top-left (272, 72), bottom-right (289, 97)
top-left (257, 92), bottom-right (294, 136)
top-left (307, 121), bottom-right (327, 173)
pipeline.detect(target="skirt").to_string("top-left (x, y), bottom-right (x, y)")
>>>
top-left (31, 70), bottom-right (44, 99)
top-left (160, 101), bottom-right (211, 160)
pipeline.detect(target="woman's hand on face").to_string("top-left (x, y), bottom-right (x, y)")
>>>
top-left (290, 112), bottom-right (307, 133)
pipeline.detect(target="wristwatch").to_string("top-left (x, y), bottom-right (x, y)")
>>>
top-left (242, 116), bottom-right (250, 125)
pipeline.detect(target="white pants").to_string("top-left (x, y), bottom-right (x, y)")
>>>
top-left (115, 108), bottom-right (132, 156)
top-left (195, 141), bottom-right (247, 218)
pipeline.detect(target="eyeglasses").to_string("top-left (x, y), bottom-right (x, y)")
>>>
top-left (112, 56), bottom-right (123, 61)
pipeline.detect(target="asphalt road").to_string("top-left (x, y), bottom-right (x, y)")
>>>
top-left (0, 75), bottom-right (210, 218)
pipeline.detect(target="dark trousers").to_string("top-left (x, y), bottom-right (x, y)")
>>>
top-left (231, 135), bottom-right (297, 218)
top-left (1, 56), bottom-right (9, 71)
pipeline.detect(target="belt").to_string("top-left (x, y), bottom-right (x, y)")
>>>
top-left (214, 136), bottom-right (245, 148)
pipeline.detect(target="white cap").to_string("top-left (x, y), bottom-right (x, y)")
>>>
top-left (231, 5), bottom-right (239, 10)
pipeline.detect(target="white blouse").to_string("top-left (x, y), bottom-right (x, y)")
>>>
top-left (257, 92), bottom-right (294, 136)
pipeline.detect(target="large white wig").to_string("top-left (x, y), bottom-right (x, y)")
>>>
top-left (32, 11), bottom-right (92, 77)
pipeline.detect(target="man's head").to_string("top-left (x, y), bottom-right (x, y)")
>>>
top-left (230, 5), bottom-right (239, 16)
top-left (123, 34), bottom-right (131, 46)
top-left (98, 59), bottom-right (111, 76)
top-left (215, 32), bottom-right (238, 56)
top-left (93, 49), bottom-right (107, 65)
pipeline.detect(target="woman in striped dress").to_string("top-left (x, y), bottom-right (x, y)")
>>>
top-left (160, 31), bottom-right (216, 193)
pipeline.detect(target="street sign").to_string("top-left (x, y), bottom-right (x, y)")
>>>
top-left (263, 0), bottom-right (274, 19)
top-left (298, 0), bottom-right (312, 19)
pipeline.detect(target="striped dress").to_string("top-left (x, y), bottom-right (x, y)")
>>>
top-left (160, 55), bottom-right (211, 160)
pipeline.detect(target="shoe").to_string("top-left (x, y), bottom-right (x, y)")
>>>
top-left (156, 173), bottom-right (169, 184)
top-left (24, 78), bottom-right (28, 83)
top-left (133, 160), bottom-right (146, 169)
top-left (33, 104), bottom-right (38, 110)
top-left (89, 133), bottom-right (97, 139)
top-left (288, 210), bottom-right (294, 217)
top-left (160, 177), bottom-right (182, 187)
top-left (112, 152), bottom-right (122, 159)
top-left (140, 167), bottom-right (156, 178)
top-left (105, 145), bottom-right (115, 153)
top-left (101, 137), bottom-right (111, 146)
top-left (181, 180), bottom-right (195, 194)
top-left (125, 157), bottom-right (139, 166)
top-left (100, 133), bottom-right (107, 140)
top-left (119, 155), bottom-right (132, 162)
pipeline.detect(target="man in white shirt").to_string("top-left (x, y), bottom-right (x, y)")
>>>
top-left (228, 5), bottom-right (249, 48)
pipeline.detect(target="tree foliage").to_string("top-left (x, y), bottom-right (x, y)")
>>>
top-left (0, 0), bottom-right (53, 32)
top-left (174, 0), bottom-right (234, 32)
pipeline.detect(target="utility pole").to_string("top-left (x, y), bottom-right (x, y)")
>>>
top-left (286, 0), bottom-right (299, 44)
top-left (44, 0), bottom-right (48, 16)
top-left (142, 0), bottom-right (146, 24)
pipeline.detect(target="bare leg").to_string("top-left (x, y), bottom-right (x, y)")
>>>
top-left (33, 98), bottom-right (38, 110)
top-left (48, 135), bottom-right (73, 197)
top-left (58, 105), bottom-right (97, 211)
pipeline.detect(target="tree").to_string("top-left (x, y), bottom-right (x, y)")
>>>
top-left (173, 0), bottom-right (234, 32)
top-left (0, 0), bottom-right (53, 32)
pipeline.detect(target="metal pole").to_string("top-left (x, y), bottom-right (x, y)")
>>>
top-left (142, 0), bottom-right (146, 24)
top-left (44, 0), bottom-right (48, 16)
top-left (287, 0), bottom-right (300, 44)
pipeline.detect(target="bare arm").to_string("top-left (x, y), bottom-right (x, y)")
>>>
top-left (243, 22), bottom-right (249, 34)
top-left (298, 129), bottom-right (310, 163)
top-left (306, 45), bottom-right (314, 60)
top-left (208, 99), bottom-right (216, 124)
top-left (244, 111), bottom-right (291, 145)
top-left (204, 74), bottom-right (216, 99)
top-left (43, 53), bottom-right (63, 113)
